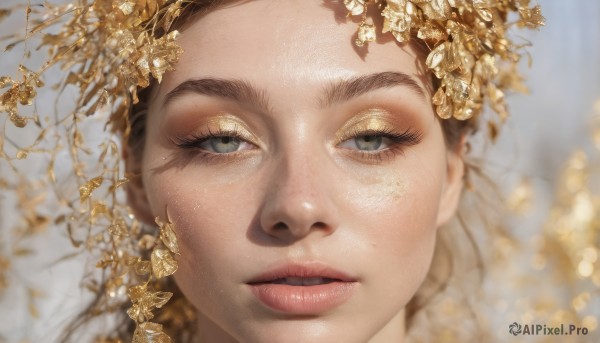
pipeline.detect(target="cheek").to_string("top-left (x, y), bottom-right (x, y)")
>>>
top-left (144, 168), bottom-right (256, 305)
top-left (349, 170), bottom-right (441, 259)
top-left (340, 148), bottom-right (446, 303)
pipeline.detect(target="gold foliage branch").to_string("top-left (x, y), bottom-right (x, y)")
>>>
top-left (126, 216), bottom-right (180, 343)
top-left (0, 0), bottom-right (190, 340)
top-left (0, 0), bottom-right (184, 131)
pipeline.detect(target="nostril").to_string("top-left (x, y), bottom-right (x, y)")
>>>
top-left (273, 222), bottom-right (287, 230)
top-left (313, 221), bottom-right (327, 229)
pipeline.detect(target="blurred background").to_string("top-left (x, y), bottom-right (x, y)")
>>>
top-left (1, 1), bottom-right (599, 342)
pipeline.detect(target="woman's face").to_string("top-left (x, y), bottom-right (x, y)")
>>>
top-left (134, 1), bottom-right (463, 342)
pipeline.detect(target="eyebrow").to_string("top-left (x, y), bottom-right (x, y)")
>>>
top-left (163, 71), bottom-right (426, 111)
top-left (163, 78), bottom-right (271, 112)
top-left (321, 71), bottom-right (426, 107)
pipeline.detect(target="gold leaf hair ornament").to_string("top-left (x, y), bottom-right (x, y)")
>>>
top-left (345, 0), bottom-right (545, 125)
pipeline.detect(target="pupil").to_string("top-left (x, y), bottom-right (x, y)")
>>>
top-left (356, 135), bottom-right (382, 151)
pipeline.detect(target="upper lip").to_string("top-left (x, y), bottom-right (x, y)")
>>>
top-left (246, 261), bottom-right (358, 284)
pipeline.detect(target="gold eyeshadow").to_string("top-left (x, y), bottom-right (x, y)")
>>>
top-left (335, 109), bottom-right (399, 143)
top-left (201, 114), bottom-right (258, 144)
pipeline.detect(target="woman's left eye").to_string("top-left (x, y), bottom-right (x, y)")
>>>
top-left (336, 128), bottom-right (423, 162)
top-left (339, 135), bottom-right (391, 151)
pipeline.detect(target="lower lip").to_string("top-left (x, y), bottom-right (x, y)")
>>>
top-left (248, 282), bottom-right (357, 314)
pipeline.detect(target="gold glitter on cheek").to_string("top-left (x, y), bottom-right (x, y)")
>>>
top-left (381, 176), bottom-right (408, 200)
top-left (345, 170), bottom-right (409, 205)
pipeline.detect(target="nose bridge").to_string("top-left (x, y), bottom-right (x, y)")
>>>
top-left (259, 134), bottom-right (338, 239)
top-left (280, 142), bottom-right (319, 198)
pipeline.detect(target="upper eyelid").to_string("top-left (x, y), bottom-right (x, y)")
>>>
top-left (344, 127), bottom-right (397, 138)
top-left (172, 128), bottom-right (246, 147)
top-left (335, 124), bottom-right (420, 144)
top-left (202, 125), bottom-right (256, 142)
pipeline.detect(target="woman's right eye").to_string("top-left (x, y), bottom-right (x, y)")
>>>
top-left (200, 136), bottom-right (243, 153)
top-left (173, 129), bottom-right (256, 155)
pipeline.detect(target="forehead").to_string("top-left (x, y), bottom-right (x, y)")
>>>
top-left (157, 0), bottom-right (429, 102)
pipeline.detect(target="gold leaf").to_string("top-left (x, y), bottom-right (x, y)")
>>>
top-left (151, 248), bottom-right (177, 279)
top-left (91, 202), bottom-right (109, 218)
top-left (344, 0), bottom-right (367, 16)
top-left (108, 222), bottom-right (129, 236)
top-left (156, 217), bottom-right (179, 255)
top-left (109, 178), bottom-right (129, 192)
top-left (134, 260), bottom-right (152, 275)
top-left (151, 291), bottom-right (173, 309)
top-left (417, 22), bottom-right (446, 42)
top-left (355, 22), bottom-right (376, 47)
top-left (16, 150), bottom-right (28, 159)
top-left (426, 43), bottom-right (446, 69)
top-left (161, 0), bottom-right (184, 32)
top-left (128, 303), bottom-right (151, 323)
top-left (9, 112), bottom-right (28, 128)
top-left (475, 7), bottom-right (493, 22)
top-left (133, 322), bottom-right (171, 343)
top-left (473, 0), bottom-right (493, 22)
top-left (128, 284), bottom-right (147, 302)
top-left (432, 87), bottom-right (445, 106)
top-left (420, 0), bottom-right (450, 20)
top-left (79, 176), bottom-right (104, 202)
top-left (106, 276), bottom-right (125, 298)
top-left (0, 76), bottom-right (12, 88)
top-left (116, 0), bottom-right (136, 15)
top-left (518, 5), bottom-right (545, 29)
top-left (435, 95), bottom-right (453, 120)
top-left (451, 78), bottom-right (469, 103)
top-left (125, 256), bottom-right (141, 267)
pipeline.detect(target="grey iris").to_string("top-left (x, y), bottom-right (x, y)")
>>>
top-left (210, 137), bottom-right (241, 153)
top-left (355, 136), bottom-right (382, 151)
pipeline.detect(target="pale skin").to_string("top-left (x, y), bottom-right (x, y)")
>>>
top-left (126, 1), bottom-right (464, 342)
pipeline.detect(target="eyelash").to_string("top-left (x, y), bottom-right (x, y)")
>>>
top-left (172, 126), bottom-right (423, 163)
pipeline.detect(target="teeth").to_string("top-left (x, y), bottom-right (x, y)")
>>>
top-left (271, 277), bottom-right (336, 286)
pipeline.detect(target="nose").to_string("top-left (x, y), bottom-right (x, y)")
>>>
top-left (259, 149), bottom-right (339, 241)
